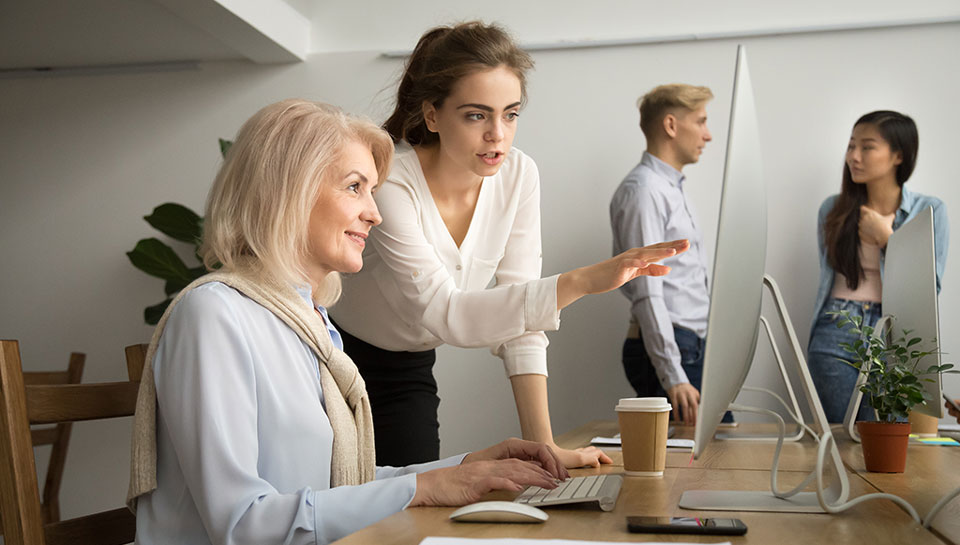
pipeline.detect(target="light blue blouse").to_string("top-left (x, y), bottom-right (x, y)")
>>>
top-left (135, 282), bottom-right (466, 545)
top-left (810, 187), bottom-right (949, 340)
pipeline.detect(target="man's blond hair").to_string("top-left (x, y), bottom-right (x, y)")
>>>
top-left (201, 99), bottom-right (393, 306)
top-left (637, 84), bottom-right (714, 139)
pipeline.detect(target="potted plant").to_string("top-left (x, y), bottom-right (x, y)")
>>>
top-left (831, 310), bottom-right (955, 472)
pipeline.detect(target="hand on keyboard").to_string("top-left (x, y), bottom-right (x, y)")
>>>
top-left (463, 438), bottom-right (568, 481)
top-left (411, 438), bottom-right (567, 507)
top-left (411, 458), bottom-right (559, 507)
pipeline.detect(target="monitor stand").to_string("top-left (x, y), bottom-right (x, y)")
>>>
top-left (715, 310), bottom-right (807, 442)
top-left (680, 275), bottom-right (850, 513)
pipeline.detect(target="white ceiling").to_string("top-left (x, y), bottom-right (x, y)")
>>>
top-left (2, 0), bottom-right (959, 74)
top-left (0, 0), bottom-right (311, 72)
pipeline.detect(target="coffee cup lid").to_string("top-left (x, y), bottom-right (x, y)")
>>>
top-left (616, 397), bottom-right (672, 412)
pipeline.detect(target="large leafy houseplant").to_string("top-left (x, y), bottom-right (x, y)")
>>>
top-left (126, 139), bottom-right (231, 325)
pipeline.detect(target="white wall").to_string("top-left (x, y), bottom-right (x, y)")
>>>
top-left (1, 18), bottom-right (958, 519)
top-left (307, 0), bottom-right (960, 53)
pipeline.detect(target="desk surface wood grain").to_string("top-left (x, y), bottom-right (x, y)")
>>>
top-left (333, 421), bottom-right (952, 545)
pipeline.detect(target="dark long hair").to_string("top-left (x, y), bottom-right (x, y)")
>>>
top-left (824, 110), bottom-right (918, 289)
top-left (382, 21), bottom-right (533, 146)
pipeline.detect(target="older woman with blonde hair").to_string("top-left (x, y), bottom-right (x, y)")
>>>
top-left (128, 99), bottom-right (568, 545)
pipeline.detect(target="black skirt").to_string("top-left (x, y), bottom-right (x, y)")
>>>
top-left (336, 324), bottom-right (440, 466)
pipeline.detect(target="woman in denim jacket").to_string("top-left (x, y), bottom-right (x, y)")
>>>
top-left (808, 110), bottom-right (949, 423)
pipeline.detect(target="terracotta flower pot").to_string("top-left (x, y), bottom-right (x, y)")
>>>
top-left (856, 421), bottom-right (911, 473)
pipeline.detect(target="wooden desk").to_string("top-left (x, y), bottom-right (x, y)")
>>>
top-left (836, 433), bottom-right (960, 544)
top-left (557, 420), bottom-right (820, 472)
top-left (333, 421), bottom-right (951, 545)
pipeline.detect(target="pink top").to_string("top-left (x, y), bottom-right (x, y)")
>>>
top-left (831, 212), bottom-right (896, 302)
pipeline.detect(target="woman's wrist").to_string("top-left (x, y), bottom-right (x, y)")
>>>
top-left (556, 268), bottom-right (588, 311)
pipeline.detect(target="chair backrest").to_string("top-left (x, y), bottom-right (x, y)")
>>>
top-left (0, 340), bottom-right (138, 545)
top-left (24, 352), bottom-right (85, 524)
top-left (123, 344), bottom-right (147, 383)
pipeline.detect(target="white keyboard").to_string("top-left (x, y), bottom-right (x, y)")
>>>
top-left (514, 474), bottom-right (623, 512)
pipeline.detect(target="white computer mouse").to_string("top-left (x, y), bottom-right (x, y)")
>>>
top-left (449, 501), bottom-right (549, 523)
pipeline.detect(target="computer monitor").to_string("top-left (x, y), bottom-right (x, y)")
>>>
top-left (692, 44), bottom-right (766, 458)
top-left (843, 206), bottom-right (943, 439)
top-left (680, 45), bottom-right (851, 512)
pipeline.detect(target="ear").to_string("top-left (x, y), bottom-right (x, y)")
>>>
top-left (663, 113), bottom-right (678, 139)
top-left (422, 100), bottom-right (439, 133)
top-left (892, 150), bottom-right (903, 166)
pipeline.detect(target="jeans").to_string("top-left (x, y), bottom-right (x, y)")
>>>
top-left (622, 326), bottom-right (733, 422)
top-left (807, 297), bottom-right (881, 423)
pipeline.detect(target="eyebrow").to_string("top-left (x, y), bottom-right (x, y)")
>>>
top-left (345, 170), bottom-right (368, 183)
top-left (456, 101), bottom-right (522, 112)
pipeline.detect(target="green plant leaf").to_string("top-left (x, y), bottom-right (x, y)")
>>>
top-left (219, 138), bottom-right (233, 157)
top-left (127, 238), bottom-right (192, 282)
top-left (144, 203), bottom-right (202, 244)
top-left (144, 298), bottom-right (172, 325)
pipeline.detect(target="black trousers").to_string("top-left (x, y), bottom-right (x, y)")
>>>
top-left (336, 324), bottom-right (440, 467)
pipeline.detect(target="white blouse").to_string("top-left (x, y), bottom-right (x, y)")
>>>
top-left (332, 144), bottom-right (561, 377)
top-left (134, 282), bottom-right (465, 545)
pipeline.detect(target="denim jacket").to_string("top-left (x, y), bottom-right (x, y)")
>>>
top-left (810, 187), bottom-right (949, 342)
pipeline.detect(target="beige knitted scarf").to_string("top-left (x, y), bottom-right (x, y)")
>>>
top-left (127, 261), bottom-right (376, 510)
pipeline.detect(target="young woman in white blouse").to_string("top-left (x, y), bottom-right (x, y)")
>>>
top-left (131, 99), bottom-right (569, 545)
top-left (331, 22), bottom-right (687, 468)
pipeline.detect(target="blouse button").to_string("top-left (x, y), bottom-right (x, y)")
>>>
top-left (456, 265), bottom-right (462, 271)
top-left (412, 271), bottom-right (419, 278)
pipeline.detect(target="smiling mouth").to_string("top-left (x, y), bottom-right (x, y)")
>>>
top-left (346, 232), bottom-right (367, 246)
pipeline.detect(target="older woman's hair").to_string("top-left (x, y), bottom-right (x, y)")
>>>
top-left (201, 99), bottom-right (393, 305)
top-left (637, 84), bottom-right (714, 140)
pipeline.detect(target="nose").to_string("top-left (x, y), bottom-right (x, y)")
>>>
top-left (847, 147), bottom-right (860, 164)
top-left (485, 118), bottom-right (504, 143)
top-left (704, 127), bottom-right (712, 142)
top-left (362, 193), bottom-right (382, 226)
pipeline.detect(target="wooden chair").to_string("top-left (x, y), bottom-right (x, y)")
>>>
top-left (25, 352), bottom-right (85, 524)
top-left (0, 340), bottom-right (139, 545)
top-left (123, 344), bottom-right (147, 383)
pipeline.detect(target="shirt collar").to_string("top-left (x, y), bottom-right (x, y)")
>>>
top-left (294, 284), bottom-right (343, 350)
top-left (641, 151), bottom-right (686, 189)
top-left (294, 284), bottom-right (314, 307)
top-left (898, 185), bottom-right (916, 215)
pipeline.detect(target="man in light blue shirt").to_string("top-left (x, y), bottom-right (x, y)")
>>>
top-left (610, 83), bottom-right (728, 425)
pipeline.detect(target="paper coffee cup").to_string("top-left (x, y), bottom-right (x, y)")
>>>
top-left (616, 397), bottom-right (672, 477)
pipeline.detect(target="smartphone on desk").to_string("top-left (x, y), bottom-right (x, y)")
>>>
top-left (627, 516), bottom-right (747, 536)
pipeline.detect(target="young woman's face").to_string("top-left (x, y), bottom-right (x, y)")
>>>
top-left (422, 65), bottom-right (522, 177)
top-left (846, 123), bottom-right (902, 185)
top-left (305, 139), bottom-right (382, 281)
